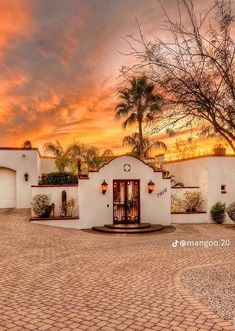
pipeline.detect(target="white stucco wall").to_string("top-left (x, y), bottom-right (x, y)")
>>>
top-left (78, 156), bottom-right (171, 229)
top-left (207, 157), bottom-right (235, 224)
top-left (31, 185), bottom-right (78, 217)
top-left (171, 213), bottom-right (208, 224)
top-left (0, 149), bottom-right (39, 208)
top-left (40, 158), bottom-right (57, 173)
top-left (166, 157), bottom-right (208, 200)
top-left (166, 156), bottom-right (235, 223)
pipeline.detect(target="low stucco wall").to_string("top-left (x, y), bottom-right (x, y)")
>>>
top-left (31, 185), bottom-right (79, 217)
top-left (171, 213), bottom-right (208, 224)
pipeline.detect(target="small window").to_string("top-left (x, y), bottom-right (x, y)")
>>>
top-left (221, 185), bottom-right (227, 193)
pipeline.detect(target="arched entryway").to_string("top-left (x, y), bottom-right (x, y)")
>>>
top-left (0, 167), bottom-right (16, 208)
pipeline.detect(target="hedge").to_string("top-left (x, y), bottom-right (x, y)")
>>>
top-left (39, 172), bottom-right (78, 185)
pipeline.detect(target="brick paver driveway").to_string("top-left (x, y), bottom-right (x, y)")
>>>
top-left (0, 210), bottom-right (234, 331)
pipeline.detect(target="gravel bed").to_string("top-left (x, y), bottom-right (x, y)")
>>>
top-left (182, 264), bottom-right (235, 320)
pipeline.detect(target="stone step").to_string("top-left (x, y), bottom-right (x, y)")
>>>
top-left (92, 224), bottom-right (163, 233)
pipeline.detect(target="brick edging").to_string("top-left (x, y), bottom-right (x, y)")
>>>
top-left (173, 263), bottom-right (235, 330)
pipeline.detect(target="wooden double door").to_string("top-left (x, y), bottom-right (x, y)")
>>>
top-left (113, 180), bottom-right (140, 224)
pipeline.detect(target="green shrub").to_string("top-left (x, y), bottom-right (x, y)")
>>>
top-left (39, 172), bottom-right (78, 185)
top-left (31, 194), bottom-right (51, 217)
top-left (210, 201), bottom-right (226, 224)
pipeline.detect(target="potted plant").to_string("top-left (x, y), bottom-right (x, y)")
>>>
top-left (213, 143), bottom-right (226, 155)
top-left (171, 195), bottom-right (183, 212)
top-left (67, 198), bottom-right (76, 217)
top-left (210, 201), bottom-right (226, 224)
top-left (31, 194), bottom-right (51, 218)
top-left (60, 202), bottom-right (68, 217)
top-left (183, 191), bottom-right (204, 212)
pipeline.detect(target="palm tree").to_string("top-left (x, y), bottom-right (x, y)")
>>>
top-left (123, 132), bottom-right (167, 159)
top-left (82, 147), bottom-right (114, 170)
top-left (44, 140), bottom-right (63, 157)
top-left (43, 141), bottom-right (114, 172)
top-left (66, 142), bottom-right (86, 173)
top-left (115, 76), bottom-right (162, 159)
top-left (44, 141), bottom-right (68, 172)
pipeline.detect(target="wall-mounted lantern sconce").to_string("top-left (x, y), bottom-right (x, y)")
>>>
top-left (147, 180), bottom-right (155, 193)
top-left (24, 172), bottom-right (29, 182)
top-left (101, 180), bottom-right (108, 194)
top-left (221, 184), bottom-right (227, 194)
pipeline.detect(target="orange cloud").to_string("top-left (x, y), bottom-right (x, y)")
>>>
top-left (0, 0), bottom-right (233, 156)
top-left (0, 0), bottom-right (31, 51)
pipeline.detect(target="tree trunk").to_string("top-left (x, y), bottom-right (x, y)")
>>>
top-left (77, 158), bottom-right (81, 174)
top-left (138, 120), bottom-right (144, 159)
top-left (225, 138), bottom-right (235, 153)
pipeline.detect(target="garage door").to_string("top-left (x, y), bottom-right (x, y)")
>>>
top-left (0, 167), bottom-right (16, 208)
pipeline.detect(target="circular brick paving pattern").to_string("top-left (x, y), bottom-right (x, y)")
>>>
top-left (0, 210), bottom-right (235, 331)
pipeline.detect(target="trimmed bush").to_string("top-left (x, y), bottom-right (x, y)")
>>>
top-left (39, 172), bottom-right (78, 185)
top-left (210, 201), bottom-right (226, 224)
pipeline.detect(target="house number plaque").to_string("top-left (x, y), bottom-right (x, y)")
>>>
top-left (157, 188), bottom-right (167, 198)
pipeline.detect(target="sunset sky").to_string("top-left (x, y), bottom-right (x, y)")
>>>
top-left (0, 0), bottom-right (233, 155)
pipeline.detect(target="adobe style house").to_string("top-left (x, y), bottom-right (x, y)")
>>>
top-left (0, 147), bottom-right (235, 228)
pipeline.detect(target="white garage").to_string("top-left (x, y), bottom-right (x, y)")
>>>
top-left (0, 167), bottom-right (16, 208)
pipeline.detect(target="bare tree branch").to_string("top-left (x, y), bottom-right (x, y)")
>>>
top-left (121, 0), bottom-right (235, 151)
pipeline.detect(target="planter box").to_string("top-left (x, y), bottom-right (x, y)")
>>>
top-left (213, 147), bottom-right (226, 155)
top-left (171, 212), bottom-right (208, 223)
top-left (31, 186), bottom-right (78, 217)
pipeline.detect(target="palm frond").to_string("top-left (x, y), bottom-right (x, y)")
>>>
top-left (122, 113), bottom-right (137, 129)
top-left (66, 142), bottom-right (86, 158)
top-left (115, 75), bottom-right (163, 138)
top-left (102, 149), bottom-right (114, 157)
top-left (118, 89), bottom-right (131, 101)
top-left (123, 135), bottom-right (136, 147)
top-left (44, 142), bottom-right (63, 157)
top-left (115, 105), bottom-right (131, 119)
top-left (146, 140), bottom-right (167, 155)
